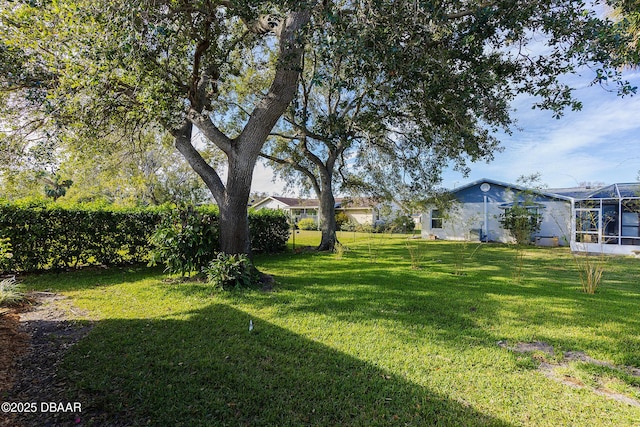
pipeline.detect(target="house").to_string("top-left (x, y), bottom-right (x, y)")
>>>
top-left (251, 196), bottom-right (386, 225)
top-left (422, 178), bottom-right (640, 255)
top-left (422, 178), bottom-right (573, 246)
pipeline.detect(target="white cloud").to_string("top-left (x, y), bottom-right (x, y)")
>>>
top-left (443, 73), bottom-right (640, 189)
top-left (251, 162), bottom-right (288, 195)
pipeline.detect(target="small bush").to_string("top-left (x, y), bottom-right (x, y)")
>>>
top-left (340, 221), bottom-right (357, 232)
top-left (149, 205), bottom-right (218, 276)
top-left (297, 218), bottom-right (317, 230)
top-left (499, 204), bottom-right (542, 245)
top-left (355, 223), bottom-right (374, 233)
top-left (389, 215), bottom-right (416, 234)
top-left (204, 253), bottom-right (255, 290)
top-left (0, 237), bottom-right (13, 274)
top-left (574, 253), bottom-right (606, 294)
top-left (249, 209), bottom-right (290, 253)
top-left (335, 212), bottom-right (350, 228)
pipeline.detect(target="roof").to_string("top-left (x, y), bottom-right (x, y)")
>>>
top-left (451, 178), bottom-right (574, 202)
top-left (451, 179), bottom-right (640, 202)
top-left (579, 183), bottom-right (640, 200)
top-left (545, 186), bottom-right (595, 199)
top-left (252, 196), bottom-right (378, 209)
top-left (269, 196), bottom-right (319, 208)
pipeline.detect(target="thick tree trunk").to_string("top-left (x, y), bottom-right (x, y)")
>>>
top-left (317, 174), bottom-right (337, 251)
top-left (318, 192), bottom-right (337, 251)
top-left (218, 154), bottom-right (254, 255)
top-left (218, 196), bottom-right (252, 255)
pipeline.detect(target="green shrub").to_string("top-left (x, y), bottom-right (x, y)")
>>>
top-left (389, 215), bottom-right (416, 233)
top-left (0, 201), bottom-right (289, 274)
top-left (0, 237), bottom-right (13, 273)
top-left (297, 218), bottom-right (317, 230)
top-left (335, 212), bottom-right (350, 228)
top-left (340, 221), bottom-right (357, 232)
top-left (499, 204), bottom-right (542, 245)
top-left (149, 206), bottom-right (290, 275)
top-left (204, 252), bottom-right (255, 290)
top-left (0, 200), bottom-right (161, 272)
top-left (355, 223), bottom-right (374, 233)
top-left (249, 209), bottom-right (290, 253)
top-left (149, 205), bottom-right (219, 276)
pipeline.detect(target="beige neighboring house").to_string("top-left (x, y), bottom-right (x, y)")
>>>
top-left (251, 196), bottom-right (385, 225)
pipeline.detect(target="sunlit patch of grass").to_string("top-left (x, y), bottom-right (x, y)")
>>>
top-left (18, 239), bottom-right (640, 426)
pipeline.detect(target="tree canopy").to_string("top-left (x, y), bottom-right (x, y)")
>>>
top-left (259, 0), bottom-right (636, 250)
top-left (0, 0), bottom-right (636, 255)
top-left (2, 0), bottom-right (313, 255)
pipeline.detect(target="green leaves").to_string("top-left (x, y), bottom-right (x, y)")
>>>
top-left (203, 252), bottom-right (255, 290)
top-left (0, 201), bottom-right (162, 272)
top-left (148, 205), bottom-right (290, 276)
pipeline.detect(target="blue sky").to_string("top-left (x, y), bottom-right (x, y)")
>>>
top-left (440, 70), bottom-right (640, 190)
top-left (251, 70), bottom-right (640, 195)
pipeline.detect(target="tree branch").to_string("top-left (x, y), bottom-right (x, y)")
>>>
top-left (237, 8), bottom-right (313, 156)
top-left (173, 121), bottom-right (225, 200)
top-left (259, 151), bottom-right (321, 196)
top-left (187, 108), bottom-right (233, 154)
top-left (446, 2), bottom-right (495, 20)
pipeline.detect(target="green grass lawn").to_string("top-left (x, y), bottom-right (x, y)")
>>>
top-left (20, 231), bottom-right (640, 426)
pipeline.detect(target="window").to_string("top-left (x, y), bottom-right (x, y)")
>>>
top-left (622, 212), bottom-right (639, 237)
top-left (431, 209), bottom-right (443, 229)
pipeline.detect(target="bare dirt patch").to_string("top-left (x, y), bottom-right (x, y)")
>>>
top-left (499, 340), bottom-right (640, 407)
top-left (1, 292), bottom-right (93, 427)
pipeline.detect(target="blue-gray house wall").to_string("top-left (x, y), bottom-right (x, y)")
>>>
top-left (422, 179), bottom-right (572, 245)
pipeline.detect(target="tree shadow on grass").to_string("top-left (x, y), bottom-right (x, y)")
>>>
top-left (24, 304), bottom-right (511, 427)
top-left (20, 265), bottom-right (167, 293)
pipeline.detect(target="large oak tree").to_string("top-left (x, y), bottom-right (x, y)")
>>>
top-left (1, 0), bottom-right (314, 256)
top-left (1, 0), bottom-right (634, 255)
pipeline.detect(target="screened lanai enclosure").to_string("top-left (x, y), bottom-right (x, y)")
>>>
top-left (572, 183), bottom-right (640, 255)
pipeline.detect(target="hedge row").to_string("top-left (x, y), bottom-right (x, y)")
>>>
top-left (0, 201), bottom-right (290, 273)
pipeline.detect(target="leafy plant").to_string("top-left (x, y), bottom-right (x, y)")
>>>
top-left (0, 200), bottom-right (162, 272)
top-left (340, 220), bottom-right (357, 232)
top-left (297, 218), bottom-right (317, 230)
top-left (335, 212), bottom-right (350, 228)
top-left (389, 215), bottom-right (416, 234)
top-left (0, 276), bottom-right (27, 307)
top-left (149, 205), bottom-right (219, 276)
top-left (248, 209), bottom-right (290, 253)
top-left (0, 237), bottom-right (13, 273)
top-left (499, 204), bottom-right (542, 245)
top-left (204, 253), bottom-right (255, 290)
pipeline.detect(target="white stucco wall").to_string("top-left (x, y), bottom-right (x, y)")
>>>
top-left (422, 200), bottom-right (571, 245)
top-left (345, 209), bottom-right (374, 225)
